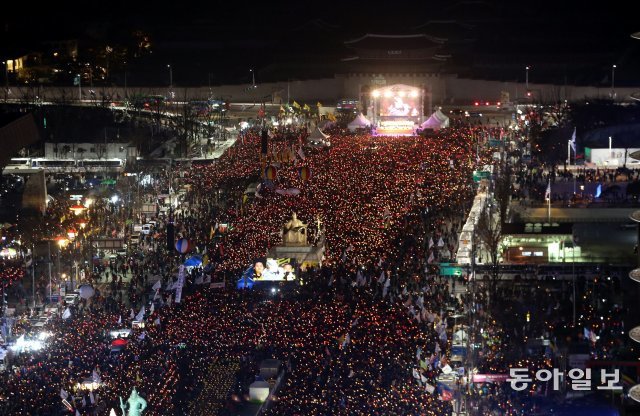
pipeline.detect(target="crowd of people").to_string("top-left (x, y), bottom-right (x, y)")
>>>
top-left (0, 121), bottom-right (557, 416)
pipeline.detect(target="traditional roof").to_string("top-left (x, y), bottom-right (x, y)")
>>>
top-left (344, 33), bottom-right (445, 50)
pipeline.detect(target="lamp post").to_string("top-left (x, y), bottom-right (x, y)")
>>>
top-left (250, 69), bottom-right (255, 88)
top-left (611, 64), bottom-right (617, 99)
top-left (32, 243), bottom-right (35, 308)
top-left (2, 60), bottom-right (7, 102)
top-left (47, 241), bottom-right (52, 304)
top-left (525, 66), bottom-right (529, 89)
top-left (77, 73), bottom-right (82, 101)
top-left (167, 64), bottom-right (173, 88)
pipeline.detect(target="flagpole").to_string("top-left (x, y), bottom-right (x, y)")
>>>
top-left (547, 178), bottom-right (551, 223)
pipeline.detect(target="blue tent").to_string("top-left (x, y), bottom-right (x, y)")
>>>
top-left (184, 255), bottom-right (203, 267)
top-left (236, 266), bottom-right (255, 289)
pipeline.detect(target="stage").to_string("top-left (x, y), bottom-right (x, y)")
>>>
top-left (369, 84), bottom-right (424, 136)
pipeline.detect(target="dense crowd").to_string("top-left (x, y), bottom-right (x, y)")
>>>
top-left (1, 124), bottom-right (530, 416)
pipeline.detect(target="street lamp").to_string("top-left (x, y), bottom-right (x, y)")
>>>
top-left (525, 66), bottom-right (531, 98)
top-left (249, 69), bottom-right (256, 88)
top-left (1, 60), bottom-right (7, 102)
top-left (167, 64), bottom-right (173, 88)
top-left (611, 64), bottom-right (617, 99)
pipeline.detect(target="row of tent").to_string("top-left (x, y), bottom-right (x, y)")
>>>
top-left (345, 110), bottom-right (450, 133)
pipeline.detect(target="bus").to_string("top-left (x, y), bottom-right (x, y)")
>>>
top-left (189, 99), bottom-right (225, 117)
top-left (128, 94), bottom-right (166, 110)
top-left (77, 159), bottom-right (124, 169)
top-left (31, 159), bottom-right (76, 169)
top-left (5, 158), bottom-right (33, 169)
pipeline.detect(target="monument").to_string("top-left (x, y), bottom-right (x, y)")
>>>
top-left (267, 212), bottom-right (325, 269)
top-left (119, 388), bottom-right (147, 416)
top-left (282, 212), bottom-right (308, 246)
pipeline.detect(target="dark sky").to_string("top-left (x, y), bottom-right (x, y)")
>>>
top-left (2, 1), bottom-right (639, 85)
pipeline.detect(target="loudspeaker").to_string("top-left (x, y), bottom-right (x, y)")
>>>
top-left (166, 222), bottom-right (175, 250)
top-left (261, 129), bottom-right (268, 154)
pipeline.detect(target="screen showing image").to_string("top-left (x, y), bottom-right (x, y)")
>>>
top-left (252, 258), bottom-right (296, 281)
top-left (379, 92), bottom-right (420, 118)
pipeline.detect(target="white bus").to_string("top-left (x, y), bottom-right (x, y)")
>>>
top-left (5, 158), bottom-right (33, 169)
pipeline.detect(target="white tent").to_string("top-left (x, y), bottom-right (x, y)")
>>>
top-left (317, 119), bottom-right (335, 131)
top-left (347, 113), bottom-right (372, 132)
top-left (308, 127), bottom-right (329, 141)
top-left (421, 109), bottom-right (450, 130)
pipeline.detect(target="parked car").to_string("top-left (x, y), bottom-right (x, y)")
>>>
top-left (64, 293), bottom-right (79, 306)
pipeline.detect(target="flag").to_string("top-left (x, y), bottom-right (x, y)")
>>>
top-left (570, 127), bottom-right (577, 154)
top-left (545, 180), bottom-right (551, 201)
top-left (437, 237), bottom-right (445, 247)
top-left (413, 368), bottom-right (421, 380)
top-left (149, 302), bottom-right (155, 315)
top-left (584, 327), bottom-right (597, 343)
top-left (292, 101), bottom-right (301, 110)
top-left (210, 225), bottom-right (215, 239)
top-left (76, 409), bottom-right (81, 416)
top-left (316, 101), bottom-right (322, 108)
top-left (62, 308), bottom-right (71, 320)
top-left (152, 280), bottom-right (161, 291)
top-left (437, 382), bottom-right (454, 401)
top-left (89, 391), bottom-right (95, 404)
top-left (297, 147), bottom-right (306, 160)
top-left (135, 305), bottom-right (145, 321)
top-left (117, 315), bottom-right (122, 325)
top-left (425, 383), bottom-right (436, 394)
top-left (60, 388), bottom-right (69, 400)
top-left (303, 103), bottom-right (310, 111)
top-left (427, 251), bottom-right (435, 264)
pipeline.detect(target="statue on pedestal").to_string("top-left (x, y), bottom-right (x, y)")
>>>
top-left (119, 388), bottom-right (147, 416)
top-left (282, 212), bottom-right (308, 246)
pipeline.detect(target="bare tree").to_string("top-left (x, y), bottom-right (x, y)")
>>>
top-left (494, 169), bottom-right (512, 224)
top-left (476, 204), bottom-right (502, 297)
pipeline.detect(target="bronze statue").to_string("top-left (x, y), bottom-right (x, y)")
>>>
top-left (119, 388), bottom-right (147, 416)
top-left (282, 212), bottom-right (308, 246)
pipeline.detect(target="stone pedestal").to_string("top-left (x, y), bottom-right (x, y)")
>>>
top-left (267, 244), bottom-right (324, 269)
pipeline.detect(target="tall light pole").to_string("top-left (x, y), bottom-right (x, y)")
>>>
top-left (2, 61), bottom-right (7, 102)
top-left (609, 136), bottom-right (613, 160)
top-left (167, 64), bottom-right (173, 88)
top-left (525, 66), bottom-right (529, 89)
top-left (77, 73), bottom-right (82, 101)
top-left (249, 69), bottom-right (255, 88)
top-left (47, 241), bottom-right (52, 304)
top-left (611, 64), bottom-right (617, 99)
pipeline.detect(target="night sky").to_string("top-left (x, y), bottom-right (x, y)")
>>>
top-left (2, 0), bottom-right (639, 85)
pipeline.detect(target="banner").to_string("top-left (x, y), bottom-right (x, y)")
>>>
top-left (174, 265), bottom-right (186, 303)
